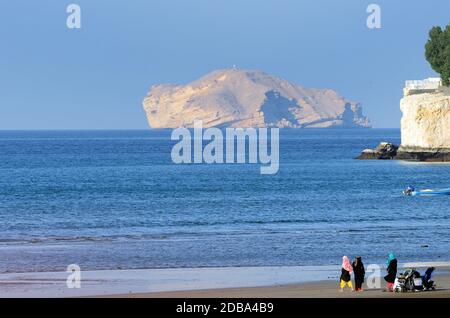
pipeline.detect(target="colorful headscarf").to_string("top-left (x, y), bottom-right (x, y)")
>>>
top-left (386, 252), bottom-right (396, 266)
top-left (342, 256), bottom-right (353, 273)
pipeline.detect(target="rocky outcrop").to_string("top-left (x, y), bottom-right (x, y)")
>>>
top-left (394, 149), bottom-right (450, 161)
top-left (396, 86), bottom-right (450, 161)
top-left (356, 142), bottom-right (399, 160)
top-left (143, 69), bottom-right (371, 128)
top-left (399, 88), bottom-right (450, 149)
top-left (357, 84), bottom-right (450, 161)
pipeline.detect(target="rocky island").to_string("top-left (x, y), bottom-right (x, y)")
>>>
top-left (143, 68), bottom-right (370, 129)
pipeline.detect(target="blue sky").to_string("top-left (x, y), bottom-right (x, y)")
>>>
top-left (0, 0), bottom-right (448, 129)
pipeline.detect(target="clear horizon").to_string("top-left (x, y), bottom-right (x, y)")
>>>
top-left (0, 127), bottom-right (401, 131)
top-left (1, 0), bottom-right (449, 129)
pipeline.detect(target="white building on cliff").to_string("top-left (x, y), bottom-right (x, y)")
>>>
top-left (404, 77), bottom-right (442, 96)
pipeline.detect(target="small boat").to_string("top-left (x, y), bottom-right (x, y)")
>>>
top-left (403, 186), bottom-right (450, 196)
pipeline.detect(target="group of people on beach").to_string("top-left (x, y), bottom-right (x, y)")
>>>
top-left (339, 253), bottom-right (398, 292)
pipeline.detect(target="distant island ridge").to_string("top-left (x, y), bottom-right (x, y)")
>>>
top-left (143, 69), bottom-right (371, 129)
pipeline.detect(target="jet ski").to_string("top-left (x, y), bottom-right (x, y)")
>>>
top-left (403, 186), bottom-right (450, 196)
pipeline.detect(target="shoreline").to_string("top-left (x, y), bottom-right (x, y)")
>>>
top-left (1, 262), bottom-right (449, 298)
top-left (111, 277), bottom-right (450, 298)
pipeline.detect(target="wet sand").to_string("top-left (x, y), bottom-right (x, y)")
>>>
top-left (106, 272), bottom-right (450, 298)
top-left (1, 264), bottom-right (449, 298)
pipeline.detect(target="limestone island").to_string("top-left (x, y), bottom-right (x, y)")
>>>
top-left (143, 68), bottom-right (371, 129)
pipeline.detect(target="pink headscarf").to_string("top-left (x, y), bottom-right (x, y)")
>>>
top-left (342, 256), bottom-right (353, 273)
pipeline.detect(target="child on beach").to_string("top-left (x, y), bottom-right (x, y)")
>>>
top-left (352, 256), bottom-right (365, 292)
top-left (339, 256), bottom-right (354, 292)
top-left (384, 252), bottom-right (397, 292)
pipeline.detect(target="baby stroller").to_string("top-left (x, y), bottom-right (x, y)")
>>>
top-left (394, 267), bottom-right (436, 292)
top-left (422, 267), bottom-right (436, 291)
top-left (394, 268), bottom-right (419, 292)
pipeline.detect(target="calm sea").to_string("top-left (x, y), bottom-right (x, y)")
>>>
top-left (0, 129), bottom-right (449, 273)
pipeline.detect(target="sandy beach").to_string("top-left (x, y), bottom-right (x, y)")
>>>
top-left (119, 276), bottom-right (450, 298)
top-left (1, 263), bottom-right (449, 298)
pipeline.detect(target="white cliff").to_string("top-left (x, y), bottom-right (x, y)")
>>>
top-left (400, 87), bottom-right (450, 151)
top-left (357, 78), bottom-right (450, 161)
top-left (143, 69), bottom-right (370, 128)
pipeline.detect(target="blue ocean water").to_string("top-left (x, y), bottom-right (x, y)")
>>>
top-left (0, 129), bottom-right (449, 273)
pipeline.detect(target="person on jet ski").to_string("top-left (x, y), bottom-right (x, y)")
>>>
top-left (403, 186), bottom-right (415, 196)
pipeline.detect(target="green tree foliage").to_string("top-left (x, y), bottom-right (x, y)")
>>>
top-left (425, 24), bottom-right (450, 86)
